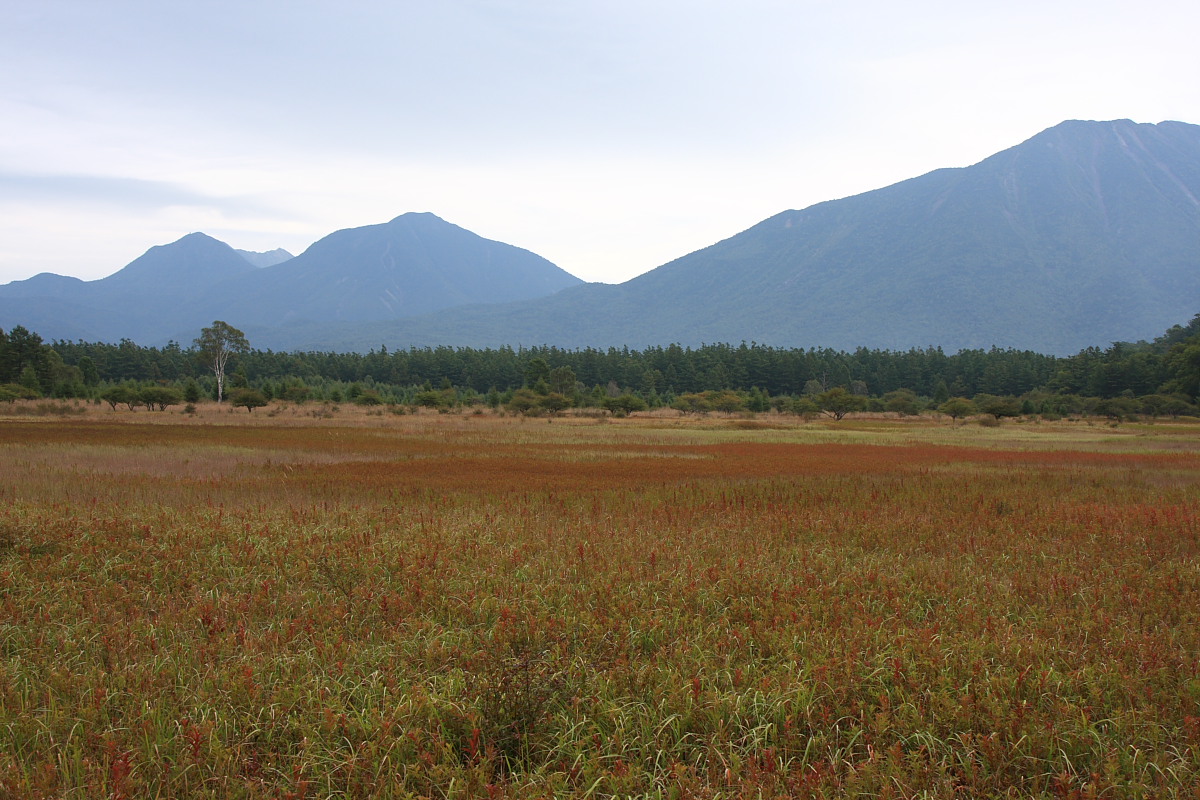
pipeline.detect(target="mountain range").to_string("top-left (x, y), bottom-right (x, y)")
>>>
top-left (235, 248), bottom-right (293, 268)
top-left (2, 118), bottom-right (1198, 354)
top-left (0, 213), bottom-right (583, 345)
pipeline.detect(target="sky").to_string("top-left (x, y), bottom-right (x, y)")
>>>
top-left (2, 1), bottom-right (1199, 286)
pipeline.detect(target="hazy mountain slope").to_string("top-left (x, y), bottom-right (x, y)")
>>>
top-left (0, 214), bottom-right (582, 344)
top-left (94, 232), bottom-right (258, 295)
top-left (0, 233), bottom-right (261, 341)
top-left (624, 118), bottom-right (1200, 352)
top-left (305, 119), bottom-right (1199, 354)
top-left (0, 233), bottom-right (254, 305)
top-left (0, 296), bottom-right (115, 342)
top-left (0, 273), bottom-right (88, 301)
top-left (205, 213), bottom-right (582, 328)
top-left (3, 120), bottom-right (1197, 353)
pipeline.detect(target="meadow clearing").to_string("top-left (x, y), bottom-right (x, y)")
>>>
top-left (1, 404), bottom-right (1198, 798)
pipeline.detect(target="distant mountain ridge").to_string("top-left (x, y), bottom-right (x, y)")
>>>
top-left (245, 118), bottom-right (1198, 355)
top-left (1, 119), bottom-right (1198, 354)
top-left (604, 118), bottom-right (1200, 353)
top-left (236, 248), bottom-right (293, 268)
top-left (208, 213), bottom-right (583, 328)
top-left (0, 213), bottom-right (583, 344)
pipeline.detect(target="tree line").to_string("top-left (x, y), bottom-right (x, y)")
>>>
top-left (3, 313), bottom-right (1199, 418)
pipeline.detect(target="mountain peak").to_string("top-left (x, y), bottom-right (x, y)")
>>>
top-left (1020, 118), bottom-right (1195, 148)
top-left (101, 231), bottom-right (255, 289)
top-left (177, 231), bottom-right (222, 244)
top-left (328, 117), bottom-right (1200, 354)
top-left (388, 211), bottom-right (445, 224)
top-left (218, 212), bottom-right (582, 327)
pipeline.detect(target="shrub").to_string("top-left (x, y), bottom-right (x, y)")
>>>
top-left (413, 389), bottom-right (455, 409)
top-left (974, 393), bottom-right (1022, 420)
top-left (883, 389), bottom-right (922, 416)
top-left (538, 392), bottom-right (571, 414)
top-left (938, 397), bottom-right (976, 420)
top-left (0, 383), bottom-right (41, 403)
top-left (816, 387), bottom-right (865, 420)
top-left (354, 389), bottom-right (385, 406)
top-left (228, 388), bottom-right (268, 412)
top-left (139, 386), bottom-right (183, 411)
top-left (603, 393), bottom-right (648, 417)
top-left (506, 388), bottom-right (542, 415)
top-left (790, 396), bottom-right (820, 418)
top-left (100, 385), bottom-right (139, 411)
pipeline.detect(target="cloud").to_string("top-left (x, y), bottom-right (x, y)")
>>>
top-left (1, 1), bottom-right (1198, 286)
top-left (0, 172), bottom-right (209, 208)
top-left (0, 171), bottom-right (305, 282)
top-left (0, 171), bottom-right (285, 218)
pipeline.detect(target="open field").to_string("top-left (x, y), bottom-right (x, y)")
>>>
top-left (2, 407), bottom-right (1199, 798)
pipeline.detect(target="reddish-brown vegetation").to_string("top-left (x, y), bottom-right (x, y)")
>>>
top-left (1, 412), bottom-right (1198, 797)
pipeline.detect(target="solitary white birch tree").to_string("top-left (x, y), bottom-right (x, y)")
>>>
top-left (194, 321), bottom-right (249, 403)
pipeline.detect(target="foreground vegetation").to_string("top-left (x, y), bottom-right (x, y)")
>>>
top-left (1, 407), bottom-right (1198, 797)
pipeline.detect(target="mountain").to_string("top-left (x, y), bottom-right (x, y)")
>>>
top-left (2, 120), bottom-right (1198, 353)
top-left (236, 248), bottom-right (293, 268)
top-left (607, 118), bottom-right (1200, 352)
top-left (268, 118), bottom-right (1198, 355)
top-left (1, 233), bottom-right (254, 302)
top-left (205, 213), bottom-right (581, 329)
top-left (0, 232), bottom-right (260, 341)
top-left (0, 272), bottom-right (87, 301)
top-left (0, 213), bottom-right (582, 344)
top-left (91, 232), bottom-right (259, 297)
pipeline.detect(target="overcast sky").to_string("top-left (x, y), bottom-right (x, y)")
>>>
top-left (2, 0), bottom-right (1198, 286)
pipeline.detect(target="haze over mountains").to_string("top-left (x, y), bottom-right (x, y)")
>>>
top-left (0, 214), bottom-right (583, 345)
top-left (2, 119), bottom-right (1198, 355)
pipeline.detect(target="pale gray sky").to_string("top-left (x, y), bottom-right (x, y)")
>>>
top-left (2, 0), bottom-right (1198, 284)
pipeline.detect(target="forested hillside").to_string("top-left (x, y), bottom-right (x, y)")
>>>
top-left (3, 313), bottom-right (1199, 420)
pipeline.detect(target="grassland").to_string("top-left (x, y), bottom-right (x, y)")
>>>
top-left (1, 405), bottom-right (1199, 798)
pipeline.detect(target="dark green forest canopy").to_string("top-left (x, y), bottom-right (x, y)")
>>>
top-left (4, 312), bottom-right (1200, 404)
